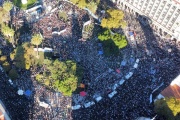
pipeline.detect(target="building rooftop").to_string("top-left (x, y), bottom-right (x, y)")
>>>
top-left (0, 110), bottom-right (4, 120)
top-left (161, 84), bottom-right (180, 99)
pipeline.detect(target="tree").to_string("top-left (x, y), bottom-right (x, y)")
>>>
top-left (36, 59), bottom-right (83, 96)
top-left (58, 11), bottom-right (68, 22)
top-left (3, 1), bottom-right (13, 12)
top-left (101, 9), bottom-right (126, 29)
top-left (70, 0), bottom-right (87, 8)
top-left (31, 34), bottom-right (43, 57)
top-left (0, 7), bottom-right (10, 24)
top-left (70, 0), bottom-right (99, 13)
top-left (0, 55), bottom-right (7, 63)
top-left (112, 33), bottom-right (127, 49)
top-left (10, 42), bottom-right (35, 69)
top-left (86, 1), bottom-right (98, 14)
top-left (8, 68), bottom-right (18, 80)
top-left (2, 61), bottom-right (10, 72)
top-left (154, 97), bottom-right (180, 120)
top-left (98, 29), bottom-right (127, 49)
top-left (1, 23), bottom-right (15, 46)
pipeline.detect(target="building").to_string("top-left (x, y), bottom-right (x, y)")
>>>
top-left (113, 0), bottom-right (180, 41)
top-left (0, 100), bottom-right (11, 120)
top-left (155, 75), bottom-right (180, 101)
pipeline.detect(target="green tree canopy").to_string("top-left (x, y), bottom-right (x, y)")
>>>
top-left (154, 97), bottom-right (180, 120)
top-left (98, 29), bottom-right (127, 49)
top-left (36, 59), bottom-right (83, 96)
top-left (10, 42), bottom-right (35, 69)
top-left (2, 61), bottom-right (10, 72)
top-left (0, 7), bottom-right (10, 24)
top-left (31, 34), bottom-right (43, 46)
top-left (70, 0), bottom-right (100, 13)
top-left (0, 55), bottom-right (7, 63)
top-left (3, 1), bottom-right (13, 12)
top-left (101, 9), bottom-right (126, 29)
top-left (58, 11), bottom-right (68, 22)
top-left (31, 33), bottom-right (43, 57)
top-left (1, 23), bottom-right (15, 45)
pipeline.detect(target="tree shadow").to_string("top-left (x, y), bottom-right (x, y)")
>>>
top-left (71, 7), bottom-right (82, 40)
top-left (13, 16), bottom-right (32, 45)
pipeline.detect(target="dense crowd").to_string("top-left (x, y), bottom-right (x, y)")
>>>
top-left (0, 0), bottom-right (179, 120)
top-left (71, 8), bottom-right (180, 120)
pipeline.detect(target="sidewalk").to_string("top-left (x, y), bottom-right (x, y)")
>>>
top-left (0, 100), bottom-right (11, 120)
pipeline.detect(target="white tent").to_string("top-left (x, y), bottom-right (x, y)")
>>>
top-left (84, 101), bottom-right (95, 108)
top-left (133, 63), bottom-right (138, 68)
top-left (39, 102), bottom-right (50, 108)
top-left (17, 90), bottom-right (24, 95)
top-left (113, 84), bottom-right (118, 90)
top-left (119, 79), bottom-right (125, 85)
top-left (8, 79), bottom-right (13, 85)
top-left (26, 5), bottom-right (42, 13)
top-left (136, 58), bottom-right (140, 63)
top-left (95, 96), bottom-right (102, 102)
top-left (72, 105), bottom-right (81, 110)
top-left (108, 91), bottom-right (117, 98)
top-left (125, 72), bottom-right (133, 80)
top-left (136, 117), bottom-right (151, 120)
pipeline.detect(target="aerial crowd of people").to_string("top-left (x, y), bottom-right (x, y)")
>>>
top-left (0, 0), bottom-right (179, 120)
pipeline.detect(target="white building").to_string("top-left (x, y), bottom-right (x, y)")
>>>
top-left (113, 0), bottom-right (180, 41)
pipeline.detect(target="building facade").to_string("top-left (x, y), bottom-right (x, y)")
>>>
top-left (113, 0), bottom-right (180, 41)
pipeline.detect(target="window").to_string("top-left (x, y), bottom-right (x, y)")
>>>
top-left (167, 4), bottom-right (171, 7)
top-left (177, 9), bottom-right (180, 14)
top-left (171, 18), bottom-right (177, 23)
top-left (172, 6), bottom-right (176, 10)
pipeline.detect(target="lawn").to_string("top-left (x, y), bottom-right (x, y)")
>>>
top-left (13, 0), bottom-right (37, 9)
